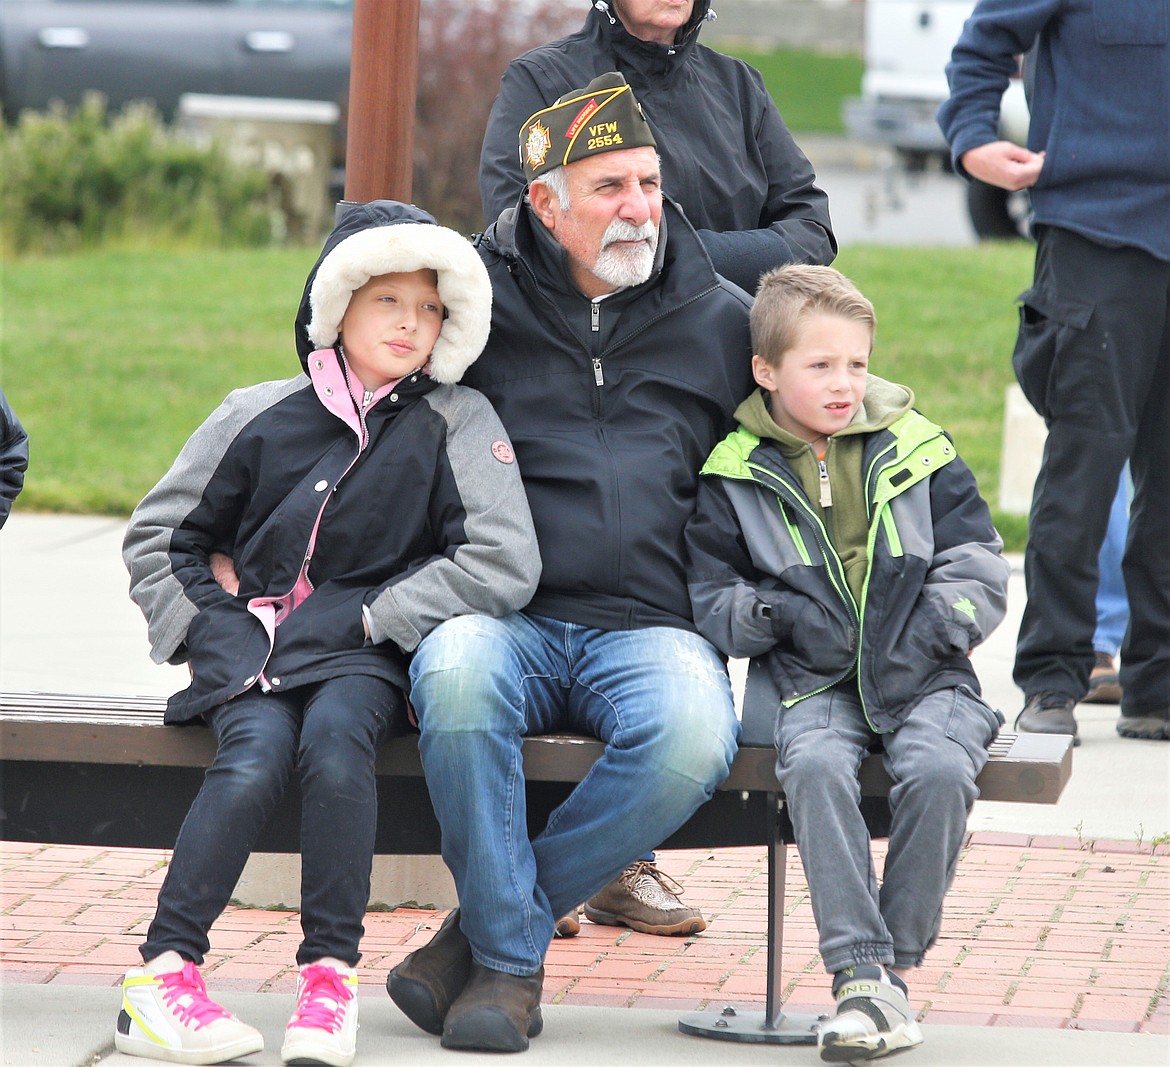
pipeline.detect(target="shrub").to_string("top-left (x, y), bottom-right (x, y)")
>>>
top-left (414, 0), bottom-right (579, 233)
top-left (0, 2), bottom-right (593, 253)
top-left (0, 93), bottom-right (274, 256)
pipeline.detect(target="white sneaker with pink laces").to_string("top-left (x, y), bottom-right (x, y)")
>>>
top-left (115, 950), bottom-right (264, 1064)
top-left (281, 959), bottom-right (359, 1067)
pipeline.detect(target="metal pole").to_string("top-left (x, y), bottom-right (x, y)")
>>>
top-left (342, 0), bottom-right (419, 206)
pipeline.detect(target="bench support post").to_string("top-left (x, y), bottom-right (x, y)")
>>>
top-left (677, 794), bottom-right (823, 1045)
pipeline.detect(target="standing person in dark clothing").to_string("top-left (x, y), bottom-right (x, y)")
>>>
top-left (0, 388), bottom-right (29, 528)
top-left (938, 0), bottom-right (1170, 743)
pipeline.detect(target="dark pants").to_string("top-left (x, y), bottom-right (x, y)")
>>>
top-left (142, 674), bottom-right (403, 967)
top-left (1012, 226), bottom-right (1170, 713)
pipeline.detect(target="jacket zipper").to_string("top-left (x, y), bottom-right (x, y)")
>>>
top-left (511, 244), bottom-right (720, 403)
top-left (591, 301), bottom-right (606, 385)
top-left (817, 456), bottom-right (832, 508)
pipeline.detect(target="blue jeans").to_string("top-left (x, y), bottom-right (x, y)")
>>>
top-left (408, 612), bottom-right (740, 975)
top-left (1094, 468), bottom-right (1131, 656)
top-left (143, 675), bottom-right (401, 968)
top-left (774, 685), bottom-right (1002, 974)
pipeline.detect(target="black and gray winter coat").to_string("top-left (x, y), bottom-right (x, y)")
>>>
top-left (478, 1), bottom-right (836, 292)
top-left (123, 201), bottom-right (540, 723)
top-left (685, 386), bottom-right (1010, 734)
top-left (466, 196), bottom-right (754, 634)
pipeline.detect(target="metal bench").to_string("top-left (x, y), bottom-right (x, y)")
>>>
top-left (0, 678), bottom-right (1073, 1045)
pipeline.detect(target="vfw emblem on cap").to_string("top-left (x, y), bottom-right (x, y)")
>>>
top-left (524, 121), bottom-right (551, 170)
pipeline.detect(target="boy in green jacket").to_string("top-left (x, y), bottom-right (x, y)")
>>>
top-left (685, 265), bottom-right (1010, 1061)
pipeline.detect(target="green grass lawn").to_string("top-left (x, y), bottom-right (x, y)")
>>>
top-left (837, 243), bottom-right (1034, 550)
top-left (3, 241), bottom-right (1034, 547)
top-left (3, 247), bottom-right (305, 513)
top-left (720, 46), bottom-right (863, 133)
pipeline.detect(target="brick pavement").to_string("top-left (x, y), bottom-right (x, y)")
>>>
top-left (2, 836), bottom-right (1166, 1035)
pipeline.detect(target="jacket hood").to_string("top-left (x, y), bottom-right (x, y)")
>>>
top-left (735, 374), bottom-right (915, 455)
top-left (295, 200), bottom-right (492, 384)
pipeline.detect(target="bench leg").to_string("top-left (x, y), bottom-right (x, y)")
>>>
top-left (677, 793), bottom-right (822, 1044)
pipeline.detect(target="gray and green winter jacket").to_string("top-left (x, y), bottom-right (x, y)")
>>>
top-left (685, 379), bottom-right (1009, 734)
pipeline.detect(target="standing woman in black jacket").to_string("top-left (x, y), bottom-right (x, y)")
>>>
top-left (479, 0), bottom-right (836, 296)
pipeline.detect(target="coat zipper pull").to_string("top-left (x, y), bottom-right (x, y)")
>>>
top-left (361, 391), bottom-right (374, 449)
top-left (592, 357), bottom-right (604, 386)
top-left (818, 458), bottom-right (832, 508)
top-left (591, 301), bottom-right (600, 332)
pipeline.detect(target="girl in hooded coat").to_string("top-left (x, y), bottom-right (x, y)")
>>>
top-left (117, 201), bottom-right (540, 1066)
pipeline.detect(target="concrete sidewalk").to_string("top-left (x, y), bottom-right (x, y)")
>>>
top-left (2, 512), bottom-right (1168, 1066)
top-left (4, 984), bottom-right (1169, 1067)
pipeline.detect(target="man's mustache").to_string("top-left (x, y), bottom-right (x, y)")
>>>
top-left (601, 220), bottom-right (658, 249)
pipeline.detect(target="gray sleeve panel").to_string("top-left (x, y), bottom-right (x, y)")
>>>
top-left (122, 376), bottom-right (306, 664)
top-left (890, 471), bottom-right (1011, 654)
top-left (365, 385), bottom-right (541, 652)
top-left (919, 533), bottom-right (1011, 654)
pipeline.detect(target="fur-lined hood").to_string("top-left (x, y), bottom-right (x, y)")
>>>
top-left (294, 200), bottom-right (492, 384)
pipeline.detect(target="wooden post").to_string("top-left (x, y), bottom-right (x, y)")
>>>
top-left (342, 0), bottom-right (419, 205)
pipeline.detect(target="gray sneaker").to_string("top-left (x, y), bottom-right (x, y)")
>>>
top-left (584, 861), bottom-right (706, 936)
top-left (1015, 692), bottom-right (1079, 746)
top-left (1116, 708), bottom-right (1170, 741)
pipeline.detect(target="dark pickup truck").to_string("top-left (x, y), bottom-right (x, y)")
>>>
top-left (0, 0), bottom-right (353, 123)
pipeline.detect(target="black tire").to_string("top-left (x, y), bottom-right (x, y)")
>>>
top-left (967, 179), bottom-right (1031, 240)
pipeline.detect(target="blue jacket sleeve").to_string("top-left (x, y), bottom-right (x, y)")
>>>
top-left (938, 0), bottom-right (1062, 173)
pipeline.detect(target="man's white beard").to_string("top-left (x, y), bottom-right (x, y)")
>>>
top-left (592, 218), bottom-right (659, 289)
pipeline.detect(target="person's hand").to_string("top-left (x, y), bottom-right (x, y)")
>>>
top-left (960, 141), bottom-right (1045, 191)
top-left (209, 552), bottom-right (240, 595)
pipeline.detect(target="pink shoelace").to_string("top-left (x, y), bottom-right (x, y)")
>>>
top-left (288, 964), bottom-right (354, 1033)
top-left (157, 962), bottom-right (233, 1030)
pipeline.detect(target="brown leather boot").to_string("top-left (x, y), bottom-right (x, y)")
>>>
top-left (386, 909), bottom-right (472, 1035)
top-left (441, 962), bottom-right (544, 1053)
top-left (554, 910), bottom-right (581, 937)
top-left (1084, 652), bottom-right (1122, 704)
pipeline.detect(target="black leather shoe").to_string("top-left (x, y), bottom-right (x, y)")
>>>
top-left (441, 962), bottom-right (544, 1053)
top-left (386, 909), bottom-right (472, 1035)
top-left (1015, 692), bottom-right (1079, 746)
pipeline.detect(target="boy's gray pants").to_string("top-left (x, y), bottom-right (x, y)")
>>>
top-left (774, 684), bottom-right (1003, 974)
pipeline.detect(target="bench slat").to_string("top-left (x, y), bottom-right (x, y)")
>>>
top-left (0, 691), bottom-right (1072, 804)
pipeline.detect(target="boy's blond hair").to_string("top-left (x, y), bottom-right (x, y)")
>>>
top-left (751, 264), bottom-right (876, 366)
